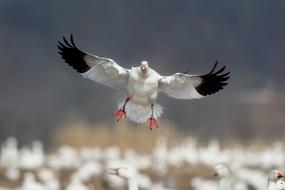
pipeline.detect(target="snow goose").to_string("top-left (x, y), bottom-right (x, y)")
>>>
top-left (212, 163), bottom-right (231, 190)
top-left (74, 161), bottom-right (103, 182)
top-left (37, 168), bottom-right (60, 190)
top-left (109, 166), bottom-right (139, 190)
top-left (276, 179), bottom-right (285, 190)
top-left (233, 167), bottom-right (265, 190)
top-left (65, 175), bottom-right (89, 190)
top-left (268, 169), bottom-right (284, 190)
top-left (58, 34), bottom-right (230, 129)
top-left (0, 137), bottom-right (18, 167)
top-left (18, 141), bottom-right (44, 170)
top-left (191, 177), bottom-right (218, 190)
top-left (212, 163), bottom-right (252, 190)
top-left (153, 137), bottom-right (168, 176)
top-left (47, 146), bottom-right (80, 170)
top-left (5, 166), bottom-right (20, 181)
top-left (108, 166), bottom-right (152, 190)
top-left (21, 172), bottom-right (46, 190)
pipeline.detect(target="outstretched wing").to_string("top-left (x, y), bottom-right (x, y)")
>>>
top-left (57, 34), bottom-right (129, 88)
top-left (159, 61), bottom-right (230, 99)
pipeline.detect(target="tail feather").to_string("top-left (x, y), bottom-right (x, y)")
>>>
top-left (118, 100), bottom-right (163, 123)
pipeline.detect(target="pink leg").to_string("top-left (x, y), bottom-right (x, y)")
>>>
top-left (113, 98), bottom-right (130, 122)
top-left (146, 104), bottom-right (159, 130)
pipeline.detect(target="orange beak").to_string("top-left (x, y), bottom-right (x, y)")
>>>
top-left (277, 171), bottom-right (284, 178)
top-left (212, 171), bottom-right (218, 177)
top-left (141, 64), bottom-right (148, 71)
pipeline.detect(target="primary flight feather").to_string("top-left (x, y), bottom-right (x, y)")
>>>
top-left (57, 34), bottom-right (230, 129)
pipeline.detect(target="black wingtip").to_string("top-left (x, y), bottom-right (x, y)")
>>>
top-left (209, 61), bottom-right (218, 74)
top-left (70, 34), bottom-right (76, 47)
top-left (63, 36), bottom-right (72, 47)
top-left (214, 65), bottom-right (226, 75)
top-left (57, 34), bottom-right (90, 73)
top-left (195, 62), bottom-right (230, 96)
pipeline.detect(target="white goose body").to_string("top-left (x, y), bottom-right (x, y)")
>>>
top-left (212, 163), bottom-right (232, 190)
top-left (267, 170), bottom-right (284, 190)
top-left (109, 166), bottom-right (139, 190)
top-left (276, 179), bottom-right (285, 190)
top-left (127, 67), bottom-right (160, 106)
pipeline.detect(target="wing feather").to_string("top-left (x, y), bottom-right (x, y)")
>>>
top-left (57, 34), bottom-right (129, 88)
top-left (159, 61), bottom-right (230, 99)
top-left (195, 61), bottom-right (230, 96)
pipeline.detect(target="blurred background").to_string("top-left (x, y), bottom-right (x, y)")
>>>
top-left (0, 1), bottom-right (285, 189)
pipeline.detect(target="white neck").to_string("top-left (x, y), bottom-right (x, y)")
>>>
top-left (128, 179), bottom-right (138, 190)
top-left (140, 70), bottom-right (149, 77)
top-left (219, 177), bottom-right (230, 190)
top-left (268, 181), bottom-right (276, 190)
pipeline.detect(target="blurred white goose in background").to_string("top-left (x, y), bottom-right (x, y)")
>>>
top-left (105, 160), bottom-right (129, 189)
top-left (0, 136), bottom-right (285, 190)
top-left (109, 165), bottom-right (153, 190)
top-left (0, 137), bottom-right (18, 167)
top-left (259, 143), bottom-right (284, 168)
top-left (18, 141), bottom-right (44, 170)
top-left (109, 166), bottom-right (139, 190)
top-left (153, 137), bottom-right (168, 176)
top-left (212, 163), bottom-right (231, 190)
top-left (267, 169), bottom-right (284, 190)
top-left (234, 167), bottom-right (265, 190)
top-left (200, 140), bottom-right (231, 166)
top-left (276, 179), bottom-right (285, 190)
top-left (37, 168), bottom-right (60, 190)
top-left (213, 163), bottom-right (258, 190)
top-left (104, 146), bottom-right (121, 161)
top-left (65, 174), bottom-right (89, 190)
top-left (21, 172), bottom-right (45, 190)
top-left (47, 146), bottom-right (79, 169)
top-left (74, 161), bottom-right (103, 182)
top-left (79, 147), bottom-right (102, 161)
top-left (182, 137), bottom-right (199, 165)
top-left (191, 177), bottom-right (218, 190)
top-left (5, 166), bottom-right (20, 181)
top-left (123, 149), bottom-right (152, 171)
top-left (167, 145), bottom-right (184, 167)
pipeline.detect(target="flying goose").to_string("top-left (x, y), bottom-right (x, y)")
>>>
top-left (57, 34), bottom-right (230, 129)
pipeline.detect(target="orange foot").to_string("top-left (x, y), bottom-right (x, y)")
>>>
top-left (113, 109), bottom-right (126, 122)
top-left (146, 117), bottom-right (159, 130)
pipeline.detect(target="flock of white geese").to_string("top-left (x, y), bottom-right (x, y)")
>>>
top-left (0, 137), bottom-right (285, 190)
top-left (109, 164), bottom-right (285, 190)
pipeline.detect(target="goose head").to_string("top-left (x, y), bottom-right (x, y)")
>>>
top-left (212, 163), bottom-right (230, 179)
top-left (109, 166), bottom-right (137, 180)
top-left (140, 61), bottom-right (149, 73)
top-left (268, 169), bottom-right (284, 183)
